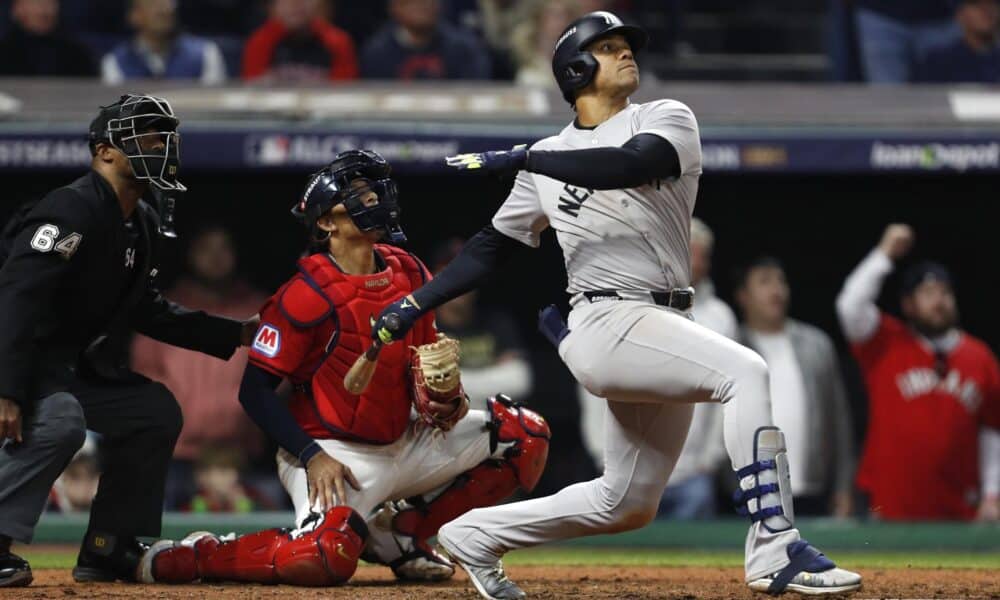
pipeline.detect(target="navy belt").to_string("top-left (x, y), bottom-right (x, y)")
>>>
top-left (581, 288), bottom-right (695, 311)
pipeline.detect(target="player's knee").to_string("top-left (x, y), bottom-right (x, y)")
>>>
top-left (743, 349), bottom-right (770, 382)
top-left (588, 479), bottom-right (657, 533)
top-left (603, 488), bottom-right (658, 533)
top-left (145, 383), bottom-right (183, 442)
top-left (607, 504), bottom-right (658, 533)
top-left (39, 393), bottom-right (86, 454)
top-left (720, 347), bottom-right (769, 401)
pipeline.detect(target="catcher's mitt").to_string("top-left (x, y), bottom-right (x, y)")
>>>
top-left (411, 335), bottom-right (468, 430)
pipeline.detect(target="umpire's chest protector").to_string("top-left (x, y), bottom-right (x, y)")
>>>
top-left (283, 245), bottom-right (426, 444)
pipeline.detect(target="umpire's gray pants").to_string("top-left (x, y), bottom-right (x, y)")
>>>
top-left (0, 393), bottom-right (86, 542)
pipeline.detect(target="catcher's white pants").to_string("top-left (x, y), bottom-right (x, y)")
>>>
top-left (277, 409), bottom-right (498, 526)
top-left (439, 300), bottom-right (799, 581)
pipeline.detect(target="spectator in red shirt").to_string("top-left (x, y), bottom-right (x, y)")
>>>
top-left (836, 224), bottom-right (1000, 521)
top-left (131, 225), bottom-right (268, 507)
top-left (242, 0), bottom-right (358, 82)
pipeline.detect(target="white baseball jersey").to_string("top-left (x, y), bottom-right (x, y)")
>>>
top-left (492, 99), bottom-right (702, 294)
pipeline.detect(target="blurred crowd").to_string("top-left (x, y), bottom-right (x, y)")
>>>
top-left (48, 219), bottom-right (999, 523)
top-left (846, 0), bottom-right (1000, 82)
top-left (1, 0), bottom-right (998, 85)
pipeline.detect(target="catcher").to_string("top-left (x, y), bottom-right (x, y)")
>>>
top-left (135, 150), bottom-right (550, 586)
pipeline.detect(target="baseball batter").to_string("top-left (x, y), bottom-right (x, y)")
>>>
top-left (372, 12), bottom-right (861, 599)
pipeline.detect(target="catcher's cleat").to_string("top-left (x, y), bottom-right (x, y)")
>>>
top-left (438, 532), bottom-right (524, 600)
top-left (361, 545), bottom-right (455, 582)
top-left (747, 540), bottom-right (861, 595)
top-left (362, 501), bottom-right (455, 582)
top-left (0, 551), bottom-right (32, 587)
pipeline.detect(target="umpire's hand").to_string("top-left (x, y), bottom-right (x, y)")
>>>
top-left (306, 450), bottom-right (361, 510)
top-left (0, 397), bottom-right (22, 443)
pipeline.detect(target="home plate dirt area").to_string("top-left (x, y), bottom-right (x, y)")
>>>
top-left (7, 564), bottom-right (998, 600)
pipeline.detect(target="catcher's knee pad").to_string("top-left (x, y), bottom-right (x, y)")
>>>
top-left (488, 393), bottom-right (550, 491)
top-left (199, 506), bottom-right (368, 586)
top-left (734, 426), bottom-right (795, 532)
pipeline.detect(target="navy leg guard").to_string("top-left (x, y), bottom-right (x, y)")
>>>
top-left (766, 540), bottom-right (836, 594)
top-left (734, 427), bottom-right (794, 532)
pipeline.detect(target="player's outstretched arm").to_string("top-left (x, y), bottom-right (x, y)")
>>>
top-left (447, 134), bottom-right (681, 190)
top-left (835, 224), bottom-right (913, 343)
top-left (372, 224), bottom-right (524, 342)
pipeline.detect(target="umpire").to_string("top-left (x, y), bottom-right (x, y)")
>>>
top-left (0, 94), bottom-right (256, 587)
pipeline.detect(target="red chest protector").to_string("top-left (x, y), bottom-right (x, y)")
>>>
top-left (282, 245), bottom-right (428, 444)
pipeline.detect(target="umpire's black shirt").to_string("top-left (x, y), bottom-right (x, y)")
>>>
top-left (0, 170), bottom-right (244, 407)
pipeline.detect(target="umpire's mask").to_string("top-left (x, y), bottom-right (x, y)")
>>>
top-left (90, 93), bottom-right (185, 192)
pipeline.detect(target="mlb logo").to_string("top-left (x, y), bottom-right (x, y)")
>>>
top-left (254, 324), bottom-right (281, 357)
top-left (246, 134), bottom-right (291, 166)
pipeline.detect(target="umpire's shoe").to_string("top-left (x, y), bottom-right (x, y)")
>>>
top-left (72, 532), bottom-right (147, 583)
top-left (747, 540), bottom-right (862, 595)
top-left (0, 551), bottom-right (32, 587)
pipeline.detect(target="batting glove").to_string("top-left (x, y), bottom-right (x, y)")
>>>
top-left (372, 295), bottom-right (423, 343)
top-left (445, 145), bottom-right (528, 176)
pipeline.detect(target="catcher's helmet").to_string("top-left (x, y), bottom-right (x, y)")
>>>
top-left (551, 11), bottom-right (648, 105)
top-left (293, 149), bottom-right (407, 245)
top-left (89, 93), bottom-right (184, 191)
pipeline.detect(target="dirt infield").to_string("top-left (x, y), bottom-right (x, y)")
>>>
top-left (3, 565), bottom-right (997, 599)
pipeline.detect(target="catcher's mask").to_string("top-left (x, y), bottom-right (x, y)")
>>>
top-left (89, 93), bottom-right (184, 192)
top-left (292, 149), bottom-right (407, 245)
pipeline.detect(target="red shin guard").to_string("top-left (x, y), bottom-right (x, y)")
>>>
top-left (195, 506), bottom-right (368, 586)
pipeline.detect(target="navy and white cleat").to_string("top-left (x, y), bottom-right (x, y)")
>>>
top-left (748, 540), bottom-right (861, 595)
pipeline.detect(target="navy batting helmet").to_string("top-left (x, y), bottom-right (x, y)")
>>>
top-left (293, 149), bottom-right (406, 245)
top-left (551, 11), bottom-right (648, 105)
